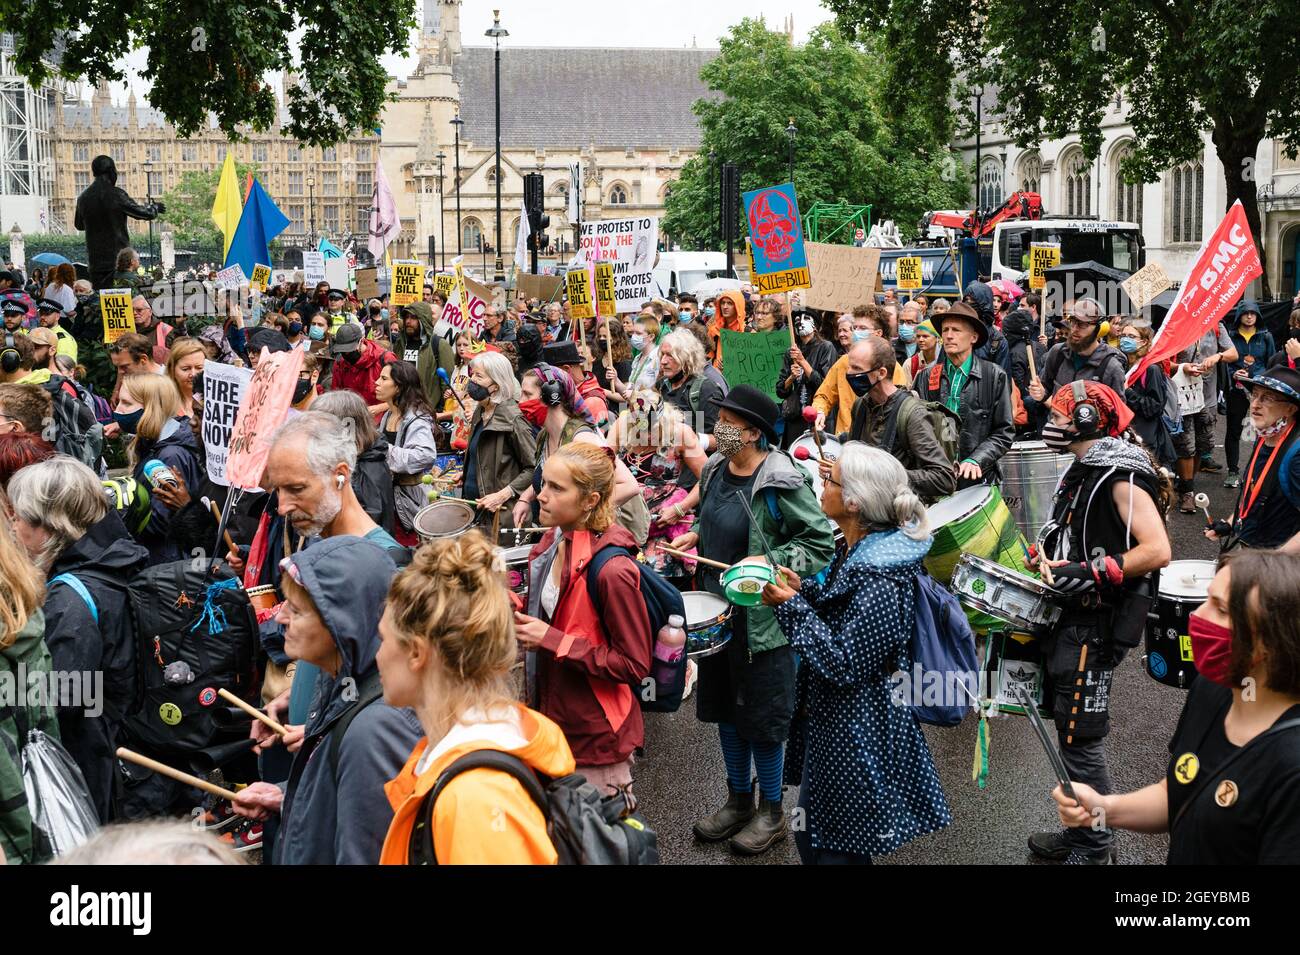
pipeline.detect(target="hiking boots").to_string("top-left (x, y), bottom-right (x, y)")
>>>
top-left (1028, 830), bottom-right (1072, 861)
top-left (729, 797), bottom-right (788, 855)
top-left (693, 784), bottom-right (754, 842)
top-left (1199, 457), bottom-right (1223, 474)
top-left (1178, 492), bottom-right (1196, 513)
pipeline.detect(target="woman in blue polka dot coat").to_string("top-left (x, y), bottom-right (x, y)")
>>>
top-left (764, 443), bottom-right (952, 864)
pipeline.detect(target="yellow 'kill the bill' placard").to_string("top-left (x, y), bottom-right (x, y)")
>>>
top-left (249, 264), bottom-right (272, 292)
top-left (566, 269), bottom-right (596, 320)
top-left (1028, 243), bottom-right (1061, 290)
top-left (895, 256), bottom-right (923, 290)
top-left (595, 263), bottom-right (616, 318)
top-left (391, 261), bottom-right (423, 306)
top-left (100, 289), bottom-right (135, 343)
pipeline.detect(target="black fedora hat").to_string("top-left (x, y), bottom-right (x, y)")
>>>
top-left (714, 383), bottom-right (780, 445)
top-left (543, 340), bottom-right (583, 367)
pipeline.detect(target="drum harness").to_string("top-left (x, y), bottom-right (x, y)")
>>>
top-left (1039, 463), bottom-right (1137, 612)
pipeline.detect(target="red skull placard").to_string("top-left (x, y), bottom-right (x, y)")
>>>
top-left (747, 188), bottom-right (800, 264)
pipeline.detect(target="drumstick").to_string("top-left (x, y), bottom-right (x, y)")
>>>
top-left (1066, 644), bottom-right (1089, 746)
top-left (659, 545), bottom-right (728, 571)
top-left (203, 497), bottom-right (239, 555)
top-left (116, 747), bottom-right (238, 802)
top-left (218, 688), bottom-right (289, 737)
top-left (1194, 492), bottom-right (1212, 526)
top-left (1026, 346), bottom-right (1038, 383)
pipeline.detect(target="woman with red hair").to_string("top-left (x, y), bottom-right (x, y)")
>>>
top-left (0, 431), bottom-right (55, 495)
top-left (1025, 381), bottom-right (1172, 865)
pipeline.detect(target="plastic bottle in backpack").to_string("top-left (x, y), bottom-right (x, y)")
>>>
top-left (652, 614), bottom-right (687, 687)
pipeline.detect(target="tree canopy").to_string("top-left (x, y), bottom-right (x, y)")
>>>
top-left (160, 162), bottom-right (261, 248)
top-left (4, 0), bottom-right (416, 145)
top-left (662, 18), bottom-right (968, 248)
top-left (826, 0), bottom-right (1300, 293)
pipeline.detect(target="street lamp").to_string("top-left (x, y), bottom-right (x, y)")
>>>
top-left (307, 175), bottom-right (316, 248)
top-left (143, 157), bottom-right (156, 271)
top-left (486, 9), bottom-right (509, 281)
top-left (435, 150), bottom-right (446, 270)
top-left (998, 147), bottom-right (1007, 206)
top-left (785, 118), bottom-right (797, 185)
top-left (450, 113), bottom-right (464, 255)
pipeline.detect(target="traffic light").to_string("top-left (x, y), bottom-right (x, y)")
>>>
top-left (523, 172), bottom-right (550, 272)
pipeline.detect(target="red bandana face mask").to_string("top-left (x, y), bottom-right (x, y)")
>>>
top-left (519, 397), bottom-right (548, 428)
top-left (1189, 611), bottom-right (1234, 688)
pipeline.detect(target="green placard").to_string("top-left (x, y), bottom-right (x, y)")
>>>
top-left (720, 329), bottom-right (790, 401)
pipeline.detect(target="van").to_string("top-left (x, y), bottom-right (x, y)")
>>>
top-left (651, 251), bottom-right (740, 298)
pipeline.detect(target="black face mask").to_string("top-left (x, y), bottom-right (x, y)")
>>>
top-left (342, 350), bottom-right (361, 364)
top-left (846, 371), bottom-right (874, 396)
top-left (466, 381), bottom-right (492, 402)
top-left (292, 377), bottom-right (314, 404)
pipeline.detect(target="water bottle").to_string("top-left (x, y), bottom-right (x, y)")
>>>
top-left (652, 614), bottom-right (687, 688)
top-left (142, 458), bottom-right (178, 489)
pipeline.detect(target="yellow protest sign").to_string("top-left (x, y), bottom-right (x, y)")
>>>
top-left (250, 264), bottom-right (272, 292)
top-left (1029, 243), bottom-right (1061, 290)
top-left (99, 289), bottom-right (134, 343)
top-left (896, 256), bottom-right (923, 290)
top-left (594, 262), bottom-right (616, 318)
top-left (566, 269), bottom-right (595, 320)
top-left (434, 273), bottom-right (456, 300)
top-left (392, 261), bottom-right (422, 306)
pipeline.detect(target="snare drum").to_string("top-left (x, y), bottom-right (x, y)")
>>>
top-left (497, 544), bottom-right (532, 597)
top-left (789, 433), bottom-right (843, 502)
top-left (682, 591), bottom-right (732, 659)
top-left (1144, 559), bottom-right (1215, 689)
top-left (412, 499), bottom-right (476, 544)
top-left (951, 553), bottom-right (1062, 635)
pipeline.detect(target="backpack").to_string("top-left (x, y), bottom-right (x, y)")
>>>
top-left (586, 545), bottom-right (687, 713)
top-left (117, 561), bottom-right (260, 755)
top-left (101, 477), bottom-right (154, 537)
top-left (42, 376), bottom-right (103, 469)
top-left (892, 393), bottom-right (961, 467)
top-left (898, 572), bottom-right (978, 727)
top-left (408, 748), bottom-right (659, 865)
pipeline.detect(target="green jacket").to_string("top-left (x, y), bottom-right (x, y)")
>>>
top-left (396, 302), bottom-right (456, 411)
top-left (0, 609), bottom-right (61, 865)
top-left (694, 449), bottom-right (836, 653)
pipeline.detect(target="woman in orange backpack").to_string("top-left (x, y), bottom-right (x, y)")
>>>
top-left (377, 530), bottom-right (576, 865)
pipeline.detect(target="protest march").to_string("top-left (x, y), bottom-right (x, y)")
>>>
top-left (0, 9), bottom-right (1296, 932)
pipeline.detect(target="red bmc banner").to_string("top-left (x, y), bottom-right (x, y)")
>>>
top-left (1129, 201), bottom-right (1263, 384)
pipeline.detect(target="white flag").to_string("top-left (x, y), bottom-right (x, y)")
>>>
top-left (367, 158), bottom-right (402, 260)
top-left (567, 163), bottom-right (581, 222)
top-left (514, 196), bottom-right (531, 272)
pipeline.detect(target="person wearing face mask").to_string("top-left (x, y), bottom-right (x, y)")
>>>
top-left (282, 309), bottom-right (310, 351)
top-left (461, 352), bottom-right (536, 532)
top-left (1204, 366), bottom-right (1300, 553)
top-left (364, 299), bottom-right (387, 343)
top-left (1027, 381), bottom-right (1172, 865)
top-left (894, 300), bottom-right (924, 366)
top-left (1222, 301), bottom-right (1277, 489)
top-left (514, 320), bottom-right (546, 382)
top-left (376, 361), bottom-right (440, 545)
top-left (831, 336), bottom-right (956, 502)
top-left (776, 309), bottom-right (837, 448)
top-left (1117, 323), bottom-right (1177, 468)
top-left (1026, 298), bottom-right (1128, 406)
top-left (810, 306), bottom-right (910, 437)
top-left (1052, 551), bottom-right (1300, 865)
top-left (306, 311), bottom-right (331, 348)
top-left (330, 321), bottom-right (393, 414)
top-left (626, 314), bottom-right (661, 392)
top-left (668, 385), bottom-right (835, 856)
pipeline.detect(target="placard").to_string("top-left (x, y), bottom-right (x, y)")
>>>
top-left (99, 289), bottom-right (134, 343)
top-left (201, 360), bottom-right (253, 486)
top-left (249, 264), bottom-right (272, 292)
top-left (224, 348), bottom-right (305, 491)
top-left (719, 329), bottom-right (790, 401)
top-left (1121, 261), bottom-right (1172, 312)
top-left (1029, 243), bottom-right (1061, 290)
top-left (595, 262), bottom-right (616, 318)
top-left (215, 264), bottom-right (247, 290)
top-left (566, 269), bottom-right (596, 321)
top-left (575, 215), bottom-right (658, 312)
top-left (515, 273), bottom-right (564, 304)
top-left (392, 260), bottom-right (422, 306)
top-left (800, 242), bottom-right (883, 312)
top-left (302, 250), bottom-right (326, 285)
top-left (743, 182), bottom-right (812, 293)
top-left (896, 256), bottom-right (923, 290)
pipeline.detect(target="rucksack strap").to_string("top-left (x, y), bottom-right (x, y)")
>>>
top-left (688, 375), bottom-right (704, 416)
top-left (327, 670), bottom-right (385, 779)
top-left (882, 393), bottom-right (918, 457)
top-left (411, 749), bottom-right (550, 865)
top-left (585, 545), bottom-right (637, 619)
top-left (48, 573), bottom-right (98, 624)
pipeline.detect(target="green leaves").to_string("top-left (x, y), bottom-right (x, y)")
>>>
top-left (663, 17), bottom-right (968, 246)
top-left (160, 161), bottom-right (260, 247)
top-left (0, 0), bottom-right (416, 145)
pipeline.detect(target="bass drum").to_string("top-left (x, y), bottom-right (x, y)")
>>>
top-left (1000, 441), bottom-right (1073, 541)
top-left (789, 433), bottom-right (842, 503)
top-left (1144, 559), bottom-right (1215, 689)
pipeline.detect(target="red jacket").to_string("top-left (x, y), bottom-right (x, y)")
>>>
top-left (527, 523), bottom-right (652, 767)
top-left (331, 337), bottom-right (391, 407)
top-left (576, 373), bottom-right (608, 427)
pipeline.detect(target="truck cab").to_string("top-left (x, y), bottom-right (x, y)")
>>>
top-left (987, 218), bottom-right (1145, 281)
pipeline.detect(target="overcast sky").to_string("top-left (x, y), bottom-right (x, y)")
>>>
top-left (98, 0), bottom-right (836, 101)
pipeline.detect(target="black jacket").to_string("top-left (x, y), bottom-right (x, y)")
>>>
top-left (1125, 364), bottom-right (1178, 468)
top-left (131, 419), bottom-right (204, 565)
top-left (913, 355), bottom-right (1015, 483)
top-left (776, 336), bottom-right (838, 420)
top-left (73, 157), bottom-right (160, 289)
top-left (355, 437), bottom-right (399, 535)
top-left (41, 510), bottom-right (150, 822)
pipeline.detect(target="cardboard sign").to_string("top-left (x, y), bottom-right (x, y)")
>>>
top-left (743, 182), bottom-right (812, 293)
top-left (249, 264), bottom-right (272, 292)
top-left (99, 289), bottom-right (135, 343)
top-left (1028, 243), bottom-right (1061, 290)
top-left (302, 251), bottom-right (326, 285)
top-left (1121, 261), bottom-right (1173, 312)
top-left (895, 256), bottom-right (923, 290)
top-left (595, 262), bottom-right (616, 318)
top-left (225, 347), bottom-right (305, 491)
top-left (575, 215), bottom-right (658, 312)
top-left (201, 360), bottom-right (253, 486)
top-left (800, 242), bottom-right (882, 313)
top-left (215, 264), bottom-right (247, 290)
top-left (392, 261), bottom-right (422, 306)
top-left (516, 273), bottom-right (564, 304)
top-left (719, 329), bottom-right (790, 401)
top-left (566, 269), bottom-right (596, 320)
top-left (354, 267), bottom-right (380, 300)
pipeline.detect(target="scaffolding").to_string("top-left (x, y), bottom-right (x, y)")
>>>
top-left (0, 34), bottom-right (59, 228)
top-left (804, 201), bottom-right (872, 244)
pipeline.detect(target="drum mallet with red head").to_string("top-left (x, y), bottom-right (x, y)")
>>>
top-left (800, 406), bottom-right (829, 462)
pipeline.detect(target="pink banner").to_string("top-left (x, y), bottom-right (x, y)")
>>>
top-left (1128, 201), bottom-right (1263, 384)
top-left (225, 347), bottom-right (305, 490)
